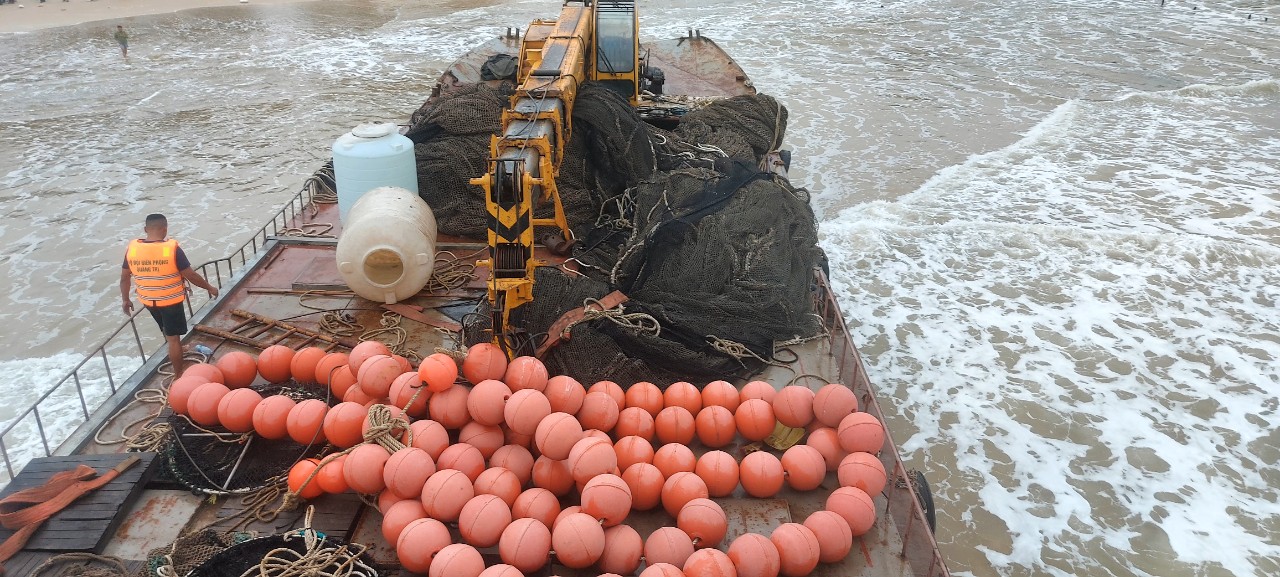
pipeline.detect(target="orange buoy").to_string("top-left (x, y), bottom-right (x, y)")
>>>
top-left (615, 407), bottom-right (656, 441)
top-left (772, 385), bottom-right (815, 429)
top-left (384, 447), bottom-right (436, 500)
top-left (838, 451), bottom-right (887, 495)
top-left (187, 382), bottom-right (230, 427)
top-left (644, 526), bottom-right (694, 568)
top-left (286, 399), bottom-right (328, 445)
top-left (344, 384), bottom-right (378, 407)
top-left (512, 487), bottom-right (560, 528)
top-left (582, 428), bottom-right (611, 442)
top-left (639, 563), bottom-right (685, 577)
top-left (624, 381), bottom-right (664, 417)
top-left (654, 406), bottom-right (695, 445)
top-left (812, 384), bottom-right (858, 428)
top-left (826, 486), bottom-right (876, 536)
top-left (427, 384), bottom-right (471, 429)
top-left (216, 388), bottom-right (263, 433)
top-left (739, 380), bottom-right (776, 404)
top-left (388, 371), bottom-right (429, 417)
top-left (735, 398), bottom-right (776, 442)
top-left (505, 356), bottom-right (549, 392)
top-left (490, 444), bottom-right (535, 486)
top-left (381, 498), bottom-right (425, 544)
top-left (695, 405), bottom-right (736, 448)
top-left (769, 523), bottom-right (820, 577)
top-left (182, 363), bottom-right (224, 384)
top-left (474, 467), bottom-right (522, 507)
top-left (167, 375), bottom-right (208, 416)
top-left (502, 425), bottom-right (532, 450)
top-left (343, 444), bottom-right (391, 494)
top-left (802, 510), bottom-right (853, 563)
top-left (459, 493), bottom-right (513, 548)
top-left (805, 427), bottom-right (845, 471)
top-left (613, 435), bottom-right (655, 472)
top-left (678, 498), bottom-right (728, 548)
top-left (531, 456), bottom-right (574, 497)
top-left (437, 443), bottom-right (485, 482)
top-left (580, 473), bottom-right (632, 527)
top-left (289, 346), bottom-right (327, 385)
top-left (214, 351), bottom-right (257, 389)
top-left (701, 380), bottom-right (740, 413)
top-left (313, 352), bottom-right (349, 387)
top-left (683, 548), bottom-right (736, 577)
top-left (348, 340), bottom-right (392, 376)
top-left (462, 342), bottom-right (507, 384)
top-left (599, 524), bottom-right (643, 575)
top-left (552, 512), bottom-right (605, 569)
top-left (727, 533), bottom-right (780, 577)
top-left (781, 445), bottom-right (827, 492)
top-left (534, 412), bottom-right (583, 461)
top-left (621, 462), bottom-right (664, 511)
top-left (477, 564), bottom-right (524, 577)
top-left (740, 451), bottom-right (785, 498)
top-left (420, 352), bottom-right (459, 393)
top-left (544, 374), bottom-right (586, 414)
top-left (695, 450), bottom-right (740, 498)
top-left (587, 380), bottom-right (625, 410)
top-left (252, 394), bottom-right (296, 440)
top-left (455, 423), bottom-right (501, 460)
top-left (837, 412), bottom-right (885, 454)
top-left (396, 517), bottom-right (451, 574)
top-left (652, 443), bottom-right (696, 479)
top-left (358, 354), bottom-right (402, 398)
top-left (330, 365), bottom-right (358, 400)
top-left (406, 418), bottom-right (450, 460)
top-left (576, 391), bottom-right (619, 433)
top-left (497, 518), bottom-right (552, 573)
top-left (660, 471), bottom-right (709, 517)
top-left (430, 543), bottom-right (484, 577)
top-left (286, 458), bottom-right (324, 499)
top-left (315, 455), bottom-right (348, 494)
top-left (421, 468), bottom-right (475, 522)
top-left (566, 436), bottom-right (616, 484)
top-left (467, 379), bottom-right (512, 426)
top-left (662, 381), bottom-right (702, 415)
top-left (322, 401), bottom-right (369, 449)
top-left (505, 389), bottom-right (552, 436)
top-left (377, 487), bottom-right (404, 513)
top-left (256, 345), bottom-right (294, 384)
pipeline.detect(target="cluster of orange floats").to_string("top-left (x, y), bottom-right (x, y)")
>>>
top-left (167, 340), bottom-right (889, 577)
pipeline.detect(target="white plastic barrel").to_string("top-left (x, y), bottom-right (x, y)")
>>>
top-left (336, 186), bottom-right (438, 304)
top-left (331, 122), bottom-right (418, 222)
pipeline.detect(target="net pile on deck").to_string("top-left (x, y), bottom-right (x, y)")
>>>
top-left (409, 83), bottom-right (823, 386)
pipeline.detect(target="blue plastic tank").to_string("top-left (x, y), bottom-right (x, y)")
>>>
top-left (331, 122), bottom-right (418, 222)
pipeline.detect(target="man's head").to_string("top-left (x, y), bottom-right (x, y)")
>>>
top-left (144, 213), bottom-right (167, 235)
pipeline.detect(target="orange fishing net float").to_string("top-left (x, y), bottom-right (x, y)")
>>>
top-left (437, 442), bottom-right (485, 482)
top-left (286, 458), bottom-right (323, 499)
top-left (803, 510), bottom-right (854, 564)
top-left (838, 451), bottom-right (888, 495)
top-left (505, 389), bottom-right (552, 436)
top-left (644, 526), bottom-right (695, 568)
top-left (474, 467), bottom-right (522, 507)
top-left (661, 471), bottom-right (709, 517)
top-left (348, 340), bottom-right (392, 376)
top-left (678, 497), bottom-right (728, 548)
top-left (781, 444), bottom-right (827, 491)
top-left (805, 426), bottom-right (846, 471)
top-left (662, 381), bottom-right (702, 415)
top-left (497, 518), bottom-right (552, 573)
top-left (505, 356), bottom-right (550, 392)
top-left (330, 366), bottom-right (358, 400)
top-left (285, 399), bottom-right (328, 445)
top-left (597, 525), bottom-right (643, 575)
top-left (288, 346), bottom-right (326, 385)
top-left (580, 473), bottom-right (632, 527)
top-left (343, 443), bottom-right (391, 494)
top-left (694, 405), bottom-right (736, 448)
top-left (740, 451), bottom-right (785, 498)
top-left (358, 354), bottom-right (402, 398)
top-left (214, 351), bottom-right (257, 389)
top-left (421, 468), bottom-right (475, 522)
top-left (695, 450), bottom-right (739, 498)
top-left (312, 352), bottom-right (348, 388)
top-left (216, 388), bottom-right (262, 433)
top-left (182, 362), bottom-right (224, 384)
top-left (467, 379), bottom-right (512, 426)
top-left (531, 455), bottom-right (574, 497)
top-left (478, 564), bottom-right (524, 577)
top-left (462, 342), bottom-right (507, 384)
top-left (566, 436), bottom-right (617, 484)
top-left (315, 454), bottom-right (348, 494)
top-left (255, 345), bottom-right (294, 384)
top-left (624, 380), bottom-right (663, 417)
top-left (458, 422), bottom-right (505, 459)
top-left (459, 493), bottom-right (513, 548)
top-left (639, 563), bottom-right (685, 577)
top-left (701, 379), bottom-right (740, 412)
top-left (621, 462), bottom-right (664, 511)
top-left (166, 375), bottom-right (207, 416)
top-left (837, 411), bottom-right (885, 454)
top-left (551, 512), bottom-right (605, 569)
top-left (533, 411), bottom-right (584, 460)
top-left (322, 401), bottom-right (368, 448)
top-left (544, 374), bottom-right (586, 414)
top-left (577, 391), bottom-right (620, 433)
top-left (770, 522), bottom-right (821, 577)
top-left (683, 548), bottom-right (736, 577)
top-left (389, 371), bottom-right (429, 417)
top-left (654, 406), bottom-right (695, 445)
top-left (512, 487), bottom-right (561, 529)
top-left (430, 543), bottom-right (485, 577)
top-left (251, 394), bottom-right (295, 440)
top-left (826, 486), bottom-right (876, 536)
top-left (380, 498), bottom-right (426, 544)
top-left (419, 352), bottom-right (459, 393)
top-left (772, 385), bottom-right (815, 428)
top-left (384, 447), bottom-right (436, 500)
top-left (727, 533), bottom-right (781, 577)
top-left (491, 445), bottom-right (535, 486)
top-left (407, 418), bottom-right (450, 459)
top-left (812, 383), bottom-right (858, 427)
top-left (652, 443), bottom-right (697, 479)
top-left (396, 517), bottom-right (451, 574)
top-left (187, 382), bottom-right (230, 427)
top-left (734, 398), bottom-right (776, 442)
top-left (427, 384), bottom-right (470, 429)
top-left (613, 435), bottom-right (655, 472)
top-left (587, 380), bottom-right (626, 410)
top-left (615, 406), bottom-right (656, 440)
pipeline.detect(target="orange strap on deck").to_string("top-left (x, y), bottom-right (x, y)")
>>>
top-left (0, 456), bottom-right (139, 572)
top-left (536, 291), bottom-right (630, 358)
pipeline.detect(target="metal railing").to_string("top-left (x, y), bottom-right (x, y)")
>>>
top-left (0, 180), bottom-right (327, 484)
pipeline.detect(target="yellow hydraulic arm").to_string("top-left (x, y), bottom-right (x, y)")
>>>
top-left (471, 0), bottom-right (639, 355)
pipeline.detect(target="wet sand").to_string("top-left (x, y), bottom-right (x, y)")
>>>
top-left (0, 0), bottom-right (320, 33)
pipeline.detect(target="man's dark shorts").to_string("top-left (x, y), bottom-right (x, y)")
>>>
top-left (146, 302), bottom-right (187, 337)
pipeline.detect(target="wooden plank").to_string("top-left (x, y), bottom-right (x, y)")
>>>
top-left (0, 452), bottom-right (158, 554)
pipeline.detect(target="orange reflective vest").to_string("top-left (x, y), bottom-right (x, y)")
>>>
top-left (126, 239), bottom-right (185, 307)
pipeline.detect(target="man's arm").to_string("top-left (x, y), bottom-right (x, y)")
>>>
top-left (180, 267), bottom-right (219, 299)
top-left (119, 267), bottom-right (134, 314)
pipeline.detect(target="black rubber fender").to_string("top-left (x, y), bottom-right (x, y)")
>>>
top-left (911, 469), bottom-right (937, 534)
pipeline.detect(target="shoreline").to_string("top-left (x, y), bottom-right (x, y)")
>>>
top-left (0, 0), bottom-right (323, 34)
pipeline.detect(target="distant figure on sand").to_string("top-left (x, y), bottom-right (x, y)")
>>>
top-left (114, 25), bottom-right (129, 58)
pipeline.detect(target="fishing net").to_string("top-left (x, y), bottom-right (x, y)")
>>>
top-left (133, 529), bottom-right (252, 577)
top-left (415, 81), bottom-right (822, 385)
top-left (183, 531), bottom-right (378, 577)
top-left (162, 383), bottom-right (327, 495)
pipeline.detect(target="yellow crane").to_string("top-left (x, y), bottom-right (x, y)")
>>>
top-left (471, 0), bottom-right (640, 356)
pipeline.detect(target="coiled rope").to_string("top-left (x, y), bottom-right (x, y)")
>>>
top-left (241, 507), bottom-right (376, 577)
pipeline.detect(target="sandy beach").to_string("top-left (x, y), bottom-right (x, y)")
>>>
top-left (0, 0), bottom-right (320, 33)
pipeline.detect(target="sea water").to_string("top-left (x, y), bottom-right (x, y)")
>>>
top-left (0, 0), bottom-right (1276, 576)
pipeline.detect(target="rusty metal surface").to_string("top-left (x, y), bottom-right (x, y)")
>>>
top-left (645, 36), bottom-right (757, 96)
top-left (100, 489), bottom-right (203, 560)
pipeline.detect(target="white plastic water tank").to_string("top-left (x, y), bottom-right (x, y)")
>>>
top-left (332, 122), bottom-right (418, 222)
top-left (336, 186), bottom-right (438, 304)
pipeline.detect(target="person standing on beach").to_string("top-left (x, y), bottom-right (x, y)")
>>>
top-left (120, 214), bottom-right (219, 375)
top-left (113, 25), bottom-right (129, 58)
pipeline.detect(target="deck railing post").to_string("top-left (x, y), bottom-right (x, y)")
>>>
top-left (32, 406), bottom-right (50, 458)
top-left (73, 372), bottom-right (89, 419)
top-left (101, 349), bottom-right (116, 393)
